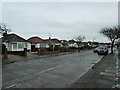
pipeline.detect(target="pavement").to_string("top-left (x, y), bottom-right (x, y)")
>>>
top-left (69, 50), bottom-right (120, 88)
top-left (2, 51), bottom-right (78, 65)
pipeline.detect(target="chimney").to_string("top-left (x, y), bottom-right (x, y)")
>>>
top-left (49, 37), bottom-right (51, 40)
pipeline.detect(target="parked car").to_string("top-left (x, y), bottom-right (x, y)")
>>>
top-left (118, 48), bottom-right (120, 60)
top-left (93, 46), bottom-right (108, 55)
top-left (93, 47), bottom-right (99, 53)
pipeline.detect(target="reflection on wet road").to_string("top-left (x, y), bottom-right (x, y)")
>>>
top-left (3, 50), bottom-right (103, 88)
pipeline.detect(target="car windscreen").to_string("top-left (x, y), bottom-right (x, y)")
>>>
top-left (97, 47), bottom-right (106, 49)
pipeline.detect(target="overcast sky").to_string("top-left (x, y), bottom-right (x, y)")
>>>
top-left (2, 2), bottom-right (118, 42)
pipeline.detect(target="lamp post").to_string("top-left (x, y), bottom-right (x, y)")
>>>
top-left (93, 38), bottom-right (96, 42)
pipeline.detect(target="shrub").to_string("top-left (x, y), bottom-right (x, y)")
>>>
top-left (2, 44), bottom-right (7, 55)
top-left (54, 46), bottom-right (60, 51)
top-left (47, 46), bottom-right (53, 51)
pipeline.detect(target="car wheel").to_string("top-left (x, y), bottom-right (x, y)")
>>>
top-left (105, 52), bottom-right (108, 55)
top-left (98, 52), bottom-right (100, 55)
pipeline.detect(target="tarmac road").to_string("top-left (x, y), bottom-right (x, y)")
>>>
top-left (2, 50), bottom-right (103, 88)
top-left (70, 50), bottom-right (119, 88)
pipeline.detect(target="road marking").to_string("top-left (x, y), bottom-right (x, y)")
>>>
top-left (5, 84), bottom-right (16, 89)
top-left (3, 50), bottom-right (103, 88)
top-left (3, 59), bottom-right (73, 88)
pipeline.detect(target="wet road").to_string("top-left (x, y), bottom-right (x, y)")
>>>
top-left (2, 50), bottom-right (103, 88)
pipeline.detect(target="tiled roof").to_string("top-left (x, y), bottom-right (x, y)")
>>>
top-left (43, 39), bottom-right (54, 44)
top-left (68, 42), bottom-right (75, 44)
top-left (61, 40), bottom-right (69, 44)
top-left (27, 36), bottom-right (44, 44)
top-left (2, 33), bottom-right (28, 42)
top-left (51, 38), bottom-right (61, 43)
top-left (28, 37), bottom-right (61, 44)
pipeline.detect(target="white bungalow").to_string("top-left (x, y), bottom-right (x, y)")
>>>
top-left (2, 33), bottom-right (31, 51)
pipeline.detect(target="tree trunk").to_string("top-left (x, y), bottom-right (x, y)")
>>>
top-left (78, 45), bottom-right (80, 52)
top-left (78, 48), bottom-right (80, 52)
top-left (111, 40), bottom-right (115, 54)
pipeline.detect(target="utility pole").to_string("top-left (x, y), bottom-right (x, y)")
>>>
top-left (48, 32), bottom-right (54, 51)
top-left (93, 38), bottom-right (96, 42)
top-left (48, 32), bottom-right (51, 40)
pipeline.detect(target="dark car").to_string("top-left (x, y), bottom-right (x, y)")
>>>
top-left (93, 47), bottom-right (99, 53)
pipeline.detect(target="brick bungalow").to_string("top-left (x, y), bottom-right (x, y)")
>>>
top-left (27, 36), bottom-right (49, 52)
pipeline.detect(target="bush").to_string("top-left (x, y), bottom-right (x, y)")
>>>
top-left (60, 47), bottom-right (64, 52)
top-left (79, 47), bottom-right (84, 50)
top-left (47, 46), bottom-right (53, 51)
top-left (54, 46), bottom-right (60, 51)
top-left (2, 44), bottom-right (7, 55)
top-left (69, 47), bottom-right (77, 49)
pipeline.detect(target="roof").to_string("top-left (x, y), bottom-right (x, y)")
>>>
top-left (69, 40), bottom-right (76, 43)
top-left (43, 39), bottom-right (54, 44)
top-left (68, 42), bottom-right (75, 44)
top-left (2, 33), bottom-right (28, 42)
top-left (51, 38), bottom-right (61, 43)
top-left (61, 40), bottom-right (69, 45)
top-left (28, 37), bottom-right (60, 44)
top-left (27, 36), bottom-right (44, 44)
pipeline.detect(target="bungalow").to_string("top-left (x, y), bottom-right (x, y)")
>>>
top-left (2, 33), bottom-right (31, 51)
top-left (28, 36), bottom-right (63, 51)
top-left (61, 40), bottom-right (69, 49)
top-left (43, 38), bottom-right (55, 46)
top-left (60, 40), bottom-right (78, 52)
top-left (27, 36), bottom-right (49, 52)
top-left (68, 41), bottom-right (78, 48)
top-left (51, 38), bottom-right (63, 47)
top-left (87, 41), bottom-right (99, 48)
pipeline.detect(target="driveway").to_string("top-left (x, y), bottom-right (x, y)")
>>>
top-left (2, 50), bottom-right (103, 88)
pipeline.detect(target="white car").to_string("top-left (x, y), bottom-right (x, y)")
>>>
top-left (93, 46), bottom-right (108, 55)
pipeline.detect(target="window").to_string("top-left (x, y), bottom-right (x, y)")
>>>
top-left (25, 43), bottom-right (27, 48)
top-left (18, 43), bottom-right (24, 49)
top-left (13, 43), bottom-right (17, 49)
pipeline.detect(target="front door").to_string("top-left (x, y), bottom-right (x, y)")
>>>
top-left (31, 45), bottom-right (36, 52)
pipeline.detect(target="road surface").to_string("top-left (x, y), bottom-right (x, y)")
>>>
top-left (2, 50), bottom-right (103, 88)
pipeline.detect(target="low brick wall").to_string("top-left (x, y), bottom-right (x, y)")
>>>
top-left (7, 48), bottom-right (27, 56)
top-left (2, 55), bottom-right (8, 60)
top-left (68, 49), bottom-right (77, 52)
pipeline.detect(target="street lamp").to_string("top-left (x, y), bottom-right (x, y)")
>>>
top-left (93, 38), bottom-right (96, 42)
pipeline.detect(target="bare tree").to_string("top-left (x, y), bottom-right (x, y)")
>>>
top-left (100, 26), bottom-right (120, 54)
top-left (74, 35), bottom-right (85, 52)
top-left (0, 23), bottom-right (11, 33)
top-left (0, 23), bottom-right (11, 39)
